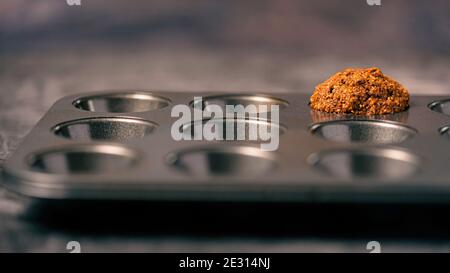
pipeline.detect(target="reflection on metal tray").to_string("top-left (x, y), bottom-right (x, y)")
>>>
top-left (2, 91), bottom-right (450, 203)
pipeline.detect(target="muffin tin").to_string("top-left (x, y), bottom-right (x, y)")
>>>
top-left (2, 91), bottom-right (450, 203)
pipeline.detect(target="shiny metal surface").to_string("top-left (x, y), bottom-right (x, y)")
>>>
top-left (73, 92), bottom-right (171, 113)
top-left (440, 125), bottom-right (450, 139)
top-left (2, 91), bottom-right (450, 203)
top-left (429, 99), bottom-right (450, 116)
top-left (181, 118), bottom-right (286, 141)
top-left (308, 148), bottom-right (421, 180)
top-left (168, 146), bottom-right (277, 176)
top-left (309, 120), bottom-right (417, 144)
top-left (191, 94), bottom-right (289, 114)
top-left (29, 144), bottom-right (140, 175)
top-left (53, 117), bottom-right (158, 141)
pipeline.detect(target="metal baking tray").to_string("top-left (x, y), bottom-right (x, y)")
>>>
top-left (2, 91), bottom-right (450, 203)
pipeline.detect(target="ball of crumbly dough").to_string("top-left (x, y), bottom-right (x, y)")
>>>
top-left (310, 67), bottom-right (409, 115)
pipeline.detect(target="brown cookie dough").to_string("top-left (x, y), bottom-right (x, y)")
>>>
top-left (310, 67), bottom-right (409, 115)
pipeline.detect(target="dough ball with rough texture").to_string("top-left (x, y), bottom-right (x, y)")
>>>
top-left (310, 67), bottom-right (409, 115)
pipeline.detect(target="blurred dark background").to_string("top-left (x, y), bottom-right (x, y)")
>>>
top-left (1, 0), bottom-right (449, 102)
top-left (1, 0), bottom-right (450, 54)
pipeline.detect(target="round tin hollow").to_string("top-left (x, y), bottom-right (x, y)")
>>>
top-left (309, 120), bottom-right (417, 144)
top-left (73, 92), bottom-right (171, 113)
top-left (29, 145), bottom-right (139, 174)
top-left (308, 148), bottom-right (421, 180)
top-left (190, 94), bottom-right (288, 114)
top-left (439, 125), bottom-right (450, 139)
top-left (181, 118), bottom-right (286, 141)
top-left (53, 117), bottom-right (158, 141)
top-left (428, 99), bottom-right (450, 116)
top-left (168, 146), bottom-right (276, 176)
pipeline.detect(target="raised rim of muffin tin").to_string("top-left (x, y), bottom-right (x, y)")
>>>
top-left (428, 98), bottom-right (450, 116)
top-left (28, 143), bottom-right (141, 175)
top-left (307, 147), bottom-right (422, 180)
top-left (52, 117), bottom-right (158, 141)
top-left (439, 125), bottom-right (450, 138)
top-left (167, 146), bottom-right (278, 177)
top-left (73, 92), bottom-right (172, 113)
top-left (180, 117), bottom-right (287, 141)
top-left (190, 94), bottom-right (289, 114)
top-left (309, 119), bottom-right (417, 144)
